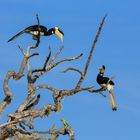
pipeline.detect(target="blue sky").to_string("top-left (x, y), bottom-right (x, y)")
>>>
top-left (0, 0), bottom-right (140, 139)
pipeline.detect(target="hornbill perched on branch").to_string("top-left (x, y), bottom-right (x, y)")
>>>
top-left (8, 25), bottom-right (64, 42)
top-left (96, 65), bottom-right (117, 111)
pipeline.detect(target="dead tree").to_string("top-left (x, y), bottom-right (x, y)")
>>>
top-left (0, 15), bottom-right (107, 140)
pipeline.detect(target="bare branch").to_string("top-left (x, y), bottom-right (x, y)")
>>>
top-left (36, 14), bottom-right (40, 28)
top-left (17, 92), bottom-right (36, 113)
top-left (31, 48), bottom-right (51, 73)
top-left (0, 123), bottom-right (74, 140)
top-left (27, 45), bottom-right (38, 55)
top-left (87, 87), bottom-right (107, 97)
top-left (76, 14), bottom-right (107, 88)
top-left (29, 52), bottom-right (39, 59)
top-left (32, 124), bottom-right (56, 134)
top-left (8, 104), bottom-right (57, 120)
top-left (32, 53), bottom-right (83, 83)
top-left (54, 53), bottom-right (83, 67)
top-left (0, 68), bottom-right (25, 114)
top-left (35, 84), bottom-right (57, 92)
top-left (49, 46), bottom-right (64, 64)
top-left (43, 47), bottom-right (51, 69)
top-left (17, 45), bottom-right (25, 56)
top-left (0, 43), bottom-right (39, 114)
top-left (23, 94), bottom-right (40, 111)
top-left (61, 68), bottom-right (83, 76)
top-left (0, 119), bottom-right (23, 128)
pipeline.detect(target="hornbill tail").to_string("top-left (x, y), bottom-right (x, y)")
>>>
top-left (109, 91), bottom-right (117, 111)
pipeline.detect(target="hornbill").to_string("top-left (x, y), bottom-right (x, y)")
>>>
top-left (8, 25), bottom-right (64, 42)
top-left (96, 65), bottom-right (117, 111)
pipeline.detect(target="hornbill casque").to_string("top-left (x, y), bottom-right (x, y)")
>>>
top-left (96, 65), bottom-right (117, 111)
top-left (8, 25), bottom-right (64, 42)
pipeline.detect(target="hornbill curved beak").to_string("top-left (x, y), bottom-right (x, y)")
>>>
top-left (54, 27), bottom-right (64, 42)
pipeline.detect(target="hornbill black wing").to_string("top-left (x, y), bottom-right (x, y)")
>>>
top-left (8, 29), bottom-right (27, 42)
top-left (7, 25), bottom-right (44, 42)
top-left (101, 77), bottom-right (114, 85)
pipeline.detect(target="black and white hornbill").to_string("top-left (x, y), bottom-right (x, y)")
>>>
top-left (96, 65), bottom-right (117, 111)
top-left (8, 25), bottom-right (64, 42)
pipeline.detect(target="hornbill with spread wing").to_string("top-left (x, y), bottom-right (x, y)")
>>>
top-left (96, 65), bottom-right (117, 111)
top-left (8, 25), bottom-right (64, 42)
